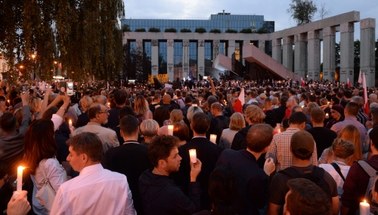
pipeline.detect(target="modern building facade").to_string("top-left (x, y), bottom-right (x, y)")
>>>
top-left (122, 11), bottom-right (376, 87)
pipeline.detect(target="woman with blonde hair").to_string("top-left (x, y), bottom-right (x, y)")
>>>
top-left (219, 112), bottom-right (245, 149)
top-left (319, 125), bottom-right (362, 165)
top-left (158, 109), bottom-right (184, 135)
top-left (134, 95), bottom-right (153, 123)
top-left (140, 119), bottom-right (159, 146)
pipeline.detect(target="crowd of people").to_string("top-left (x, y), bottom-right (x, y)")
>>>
top-left (1, 77), bottom-right (378, 215)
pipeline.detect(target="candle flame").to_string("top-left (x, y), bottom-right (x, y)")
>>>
top-left (18, 166), bottom-right (25, 171)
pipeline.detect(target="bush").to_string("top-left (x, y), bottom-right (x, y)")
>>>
top-left (122, 25), bottom-right (131, 32)
top-left (180, 28), bottom-right (191, 33)
top-left (225, 29), bottom-right (237, 33)
top-left (195, 28), bottom-right (206, 33)
top-left (148, 27), bottom-right (161, 32)
top-left (209, 29), bottom-right (221, 33)
top-left (165, 28), bottom-right (177, 33)
top-left (135, 28), bottom-right (146, 32)
top-left (240, 28), bottom-right (253, 33)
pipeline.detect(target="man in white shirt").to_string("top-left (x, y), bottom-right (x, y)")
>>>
top-left (50, 132), bottom-right (136, 215)
top-left (73, 104), bottom-right (119, 152)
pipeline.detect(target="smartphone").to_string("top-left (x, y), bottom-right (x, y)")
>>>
top-left (66, 82), bottom-right (74, 96)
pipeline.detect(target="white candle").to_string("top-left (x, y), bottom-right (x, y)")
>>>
top-left (68, 119), bottom-right (72, 127)
top-left (7, 99), bottom-right (10, 104)
top-left (210, 134), bottom-right (217, 143)
top-left (167, 125), bottom-right (174, 136)
top-left (107, 102), bottom-right (111, 108)
top-left (192, 104), bottom-right (198, 107)
top-left (360, 199), bottom-right (370, 215)
top-left (189, 149), bottom-right (197, 163)
top-left (325, 113), bottom-right (329, 119)
top-left (17, 166), bottom-right (25, 191)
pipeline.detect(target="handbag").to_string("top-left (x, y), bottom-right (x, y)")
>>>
top-left (35, 160), bottom-right (56, 211)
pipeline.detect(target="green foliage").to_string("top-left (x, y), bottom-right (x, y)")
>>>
top-left (240, 28), bottom-right (253, 33)
top-left (225, 29), bottom-right (237, 33)
top-left (123, 25), bottom-right (131, 32)
top-left (0, 0), bottom-right (125, 82)
top-left (210, 29), bottom-right (221, 33)
top-left (180, 28), bottom-right (192, 33)
top-left (148, 27), bottom-right (161, 32)
top-left (288, 0), bottom-right (317, 25)
top-left (165, 28), bottom-right (177, 33)
top-left (135, 28), bottom-right (146, 32)
top-left (195, 28), bottom-right (206, 33)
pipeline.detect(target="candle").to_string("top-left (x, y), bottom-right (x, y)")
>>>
top-left (301, 105), bottom-right (304, 108)
top-left (360, 199), bottom-right (370, 215)
top-left (192, 104), bottom-right (198, 107)
top-left (17, 166), bottom-right (25, 191)
top-left (167, 125), bottom-right (174, 136)
top-left (210, 134), bottom-right (217, 143)
top-left (68, 119), bottom-right (72, 127)
top-left (107, 102), bottom-right (111, 108)
top-left (189, 149), bottom-right (197, 163)
top-left (325, 113), bottom-right (329, 119)
top-left (7, 99), bottom-right (10, 104)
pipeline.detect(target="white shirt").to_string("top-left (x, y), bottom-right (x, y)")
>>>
top-left (50, 164), bottom-right (136, 215)
top-left (319, 161), bottom-right (350, 196)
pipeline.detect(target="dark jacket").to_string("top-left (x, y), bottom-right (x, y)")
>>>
top-left (139, 170), bottom-right (201, 215)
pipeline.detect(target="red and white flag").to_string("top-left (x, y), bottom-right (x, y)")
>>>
top-left (238, 88), bottom-right (245, 106)
top-left (358, 71), bottom-right (369, 113)
top-left (346, 78), bottom-right (351, 88)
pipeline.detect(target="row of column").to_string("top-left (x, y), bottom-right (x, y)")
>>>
top-left (272, 19), bottom-right (375, 87)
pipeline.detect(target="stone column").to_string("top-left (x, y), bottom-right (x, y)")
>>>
top-left (198, 40), bottom-right (205, 78)
top-left (282, 36), bottom-right (294, 72)
top-left (228, 40), bottom-right (235, 58)
top-left (183, 40), bottom-right (190, 79)
top-left (213, 40), bottom-right (220, 58)
top-left (272, 38), bottom-right (282, 64)
top-left (294, 33), bottom-right (307, 78)
top-left (360, 18), bottom-right (376, 88)
top-left (307, 30), bottom-right (321, 81)
top-left (323, 26), bottom-right (336, 81)
top-left (167, 39), bottom-right (174, 82)
top-left (151, 40), bottom-right (159, 76)
top-left (340, 22), bottom-right (354, 84)
top-left (258, 40), bottom-right (266, 53)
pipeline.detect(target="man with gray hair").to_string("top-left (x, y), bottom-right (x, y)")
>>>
top-left (351, 95), bottom-right (368, 126)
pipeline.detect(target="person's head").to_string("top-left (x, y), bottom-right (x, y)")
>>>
top-left (0, 112), bottom-right (17, 134)
top-left (332, 138), bottom-right (355, 159)
top-left (148, 135), bottom-right (181, 174)
top-left (186, 106), bottom-right (203, 123)
top-left (290, 130), bottom-right (314, 160)
top-left (351, 96), bottom-right (364, 107)
top-left (229, 112), bottom-right (246, 131)
top-left (286, 96), bottom-right (298, 108)
top-left (191, 112), bottom-right (210, 135)
top-left (284, 178), bottom-right (331, 215)
top-left (310, 107), bottom-right (325, 125)
top-left (173, 122), bottom-right (190, 143)
top-left (370, 126), bottom-right (378, 152)
top-left (140, 119), bottom-right (159, 138)
top-left (94, 95), bottom-right (107, 105)
top-left (134, 95), bottom-right (149, 115)
top-left (369, 93), bottom-right (378, 103)
top-left (169, 109), bottom-right (184, 123)
top-left (338, 124), bottom-right (362, 161)
top-left (246, 124), bottom-right (273, 153)
top-left (288, 112), bottom-right (307, 129)
top-left (330, 104), bottom-right (344, 120)
top-left (66, 132), bottom-right (103, 172)
top-left (210, 102), bottom-right (223, 116)
top-left (120, 115), bottom-right (140, 138)
top-left (23, 119), bottom-right (56, 173)
top-left (162, 94), bottom-right (171, 105)
top-left (113, 89), bottom-right (127, 106)
top-left (244, 104), bottom-right (265, 125)
top-left (79, 95), bottom-right (93, 112)
top-left (87, 104), bottom-right (109, 124)
top-left (344, 102), bottom-right (359, 117)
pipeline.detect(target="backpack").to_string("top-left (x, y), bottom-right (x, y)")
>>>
top-left (357, 160), bottom-right (378, 213)
top-left (280, 166), bottom-right (331, 197)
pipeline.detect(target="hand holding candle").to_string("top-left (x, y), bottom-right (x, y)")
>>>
top-left (189, 149), bottom-right (197, 163)
top-left (68, 119), bottom-right (73, 127)
top-left (360, 199), bottom-right (370, 215)
top-left (210, 134), bottom-right (217, 144)
top-left (168, 125), bottom-right (174, 136)
top-left (17, 166), bottom-right (25, 191)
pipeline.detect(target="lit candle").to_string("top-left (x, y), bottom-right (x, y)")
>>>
top-left (17, 166), bottom-right (25, 191)
top-left (325, 113), bottom-right (329, 119)
top-left (301, 105), bottom-right (304, 108)
top-left (360, 199), bottom-right (370, 215)
top-left (107, 102), bottom-right (111, 108)
top-left (189, 149), bottom-right (197, 163)
top-left (210, 134), bottom-right (217, 144)
top-left (167, 125), bottom-right (174, 136)
top-left (192, 104), bottom-right (198, 107)
top-left (68, 119), bottom-right (72, 127)
top-left (327, 101), bottom-right (330, 106)
top-left (7, 99), bottom-right (10, 104)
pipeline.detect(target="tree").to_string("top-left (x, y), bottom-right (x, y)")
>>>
top-left (288, 0), bottom-right (317, 25)
top-left (0, 0), bottom-right (125, 82)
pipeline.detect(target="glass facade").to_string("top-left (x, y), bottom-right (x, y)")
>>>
top-left (204, 41), bottom-right (213, 75)
top-left (158, 40), bottom-right (167, 74)
top-left (174, 41), bottom-right (183, 80)
top-left (143, 41), bottom-right (152, 74)
top-left (122, 12), bottom-right (274, 33)
top-left (189, 41), bottom-right (198, 79)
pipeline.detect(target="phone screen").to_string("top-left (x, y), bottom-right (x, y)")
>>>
top-left (66, 82), bottom-right (74, 96)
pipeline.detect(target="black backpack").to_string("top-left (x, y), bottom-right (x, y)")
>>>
top-left (280, 166), bottom-right (331, 197)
